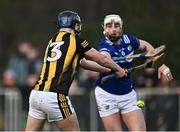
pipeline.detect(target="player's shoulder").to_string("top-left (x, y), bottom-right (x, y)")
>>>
top-left (99, 36), bottom-right (113, 46)
top-left (52, 31), bottom-right (70, 40)
top-left (121, 33), bottom-right (138, 40)
top-left (121, 33), bottom-right (139, 44)
top-left (75, 34), bottom-right (87, 43)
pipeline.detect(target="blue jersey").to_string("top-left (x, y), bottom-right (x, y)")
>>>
top-left (96, 34), bottom-right (140, 95)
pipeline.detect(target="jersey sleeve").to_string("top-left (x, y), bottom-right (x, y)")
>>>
top-left (76, 35), bottom-right (92, 54)
top-left (128, 35), bottom-right (140, 50)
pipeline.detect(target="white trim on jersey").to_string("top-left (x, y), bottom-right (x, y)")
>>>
top-left (99, 48), bottom-right (110, 52)
top-left (112, 51), bottom-right (134, 63)
top-left (105, 37), bottom-right (113, 45)
top-left (123, 35), bottom-right (130, 44)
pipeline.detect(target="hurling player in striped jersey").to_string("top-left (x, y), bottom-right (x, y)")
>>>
top-left (25, 11), bottom-right (128, 131)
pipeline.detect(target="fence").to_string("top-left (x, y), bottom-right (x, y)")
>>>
top-left (0, 87), bottom-right (179, 131)
top-left (0, 88), bottom-right (22, 131)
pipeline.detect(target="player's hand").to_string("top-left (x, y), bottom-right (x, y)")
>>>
top-left (158, 64), bottom-right (173, 82)
top-left (115, 68), bottom-right (128, 78)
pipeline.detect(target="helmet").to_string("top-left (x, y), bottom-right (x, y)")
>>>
top-left (58, 10), bottom-right (81, 34)
top-left (103, 14), bottom-right (123, 42)
top-left (103, 14), bottom-right (123, 28)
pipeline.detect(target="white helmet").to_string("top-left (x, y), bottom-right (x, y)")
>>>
top-left (103, 14), bottom-right (123, 42)
top-left (103, 14), bottom-right (123, 28)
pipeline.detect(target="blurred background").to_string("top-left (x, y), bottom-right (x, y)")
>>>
top-left (0, 0), bottom-right (179, 131)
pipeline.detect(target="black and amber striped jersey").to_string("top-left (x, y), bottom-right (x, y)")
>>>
top-left (34, 31), bottom-right (91, 95)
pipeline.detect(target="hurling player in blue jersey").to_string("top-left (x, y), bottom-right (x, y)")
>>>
top-left (80, 14), bottom-right (173, 131)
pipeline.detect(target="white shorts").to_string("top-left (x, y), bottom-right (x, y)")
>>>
top-left (95, 86), bottom-right (140, 117)
top-left (28, 90), bottom-right (75, 122)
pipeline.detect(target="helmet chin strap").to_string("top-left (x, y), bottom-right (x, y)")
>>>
top-left (108, 35), bottom-right (120, 42)
top-left (104, 32), bottom-right (121, 42)
top-left (103, 30), bottom-right (122, 43)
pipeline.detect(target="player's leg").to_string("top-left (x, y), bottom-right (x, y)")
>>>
top-left (54, 112), bottom-right (80, 131)
top-left (95, 86), bottom-right (122, 131)
top-left (47, 93), bottom-right (80, 131)
top-left (101, 112), bottom-right (123, 131)
top-left (119, 90), bottom-right (146, 131)
top-left (25, 115), bottom-right (46, 131)
top-left (122, 109), bottom-right (146, 131)
top-left (25, 90), bottom-right (46, 131)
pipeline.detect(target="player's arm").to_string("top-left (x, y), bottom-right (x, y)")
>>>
top-left (84, 48), bottom-right (127, 78)
top-left (139, 40), bottom-right (154, 52)
top-left (76, 36), bottom-right (126, 77)
top-left (80, 58), bottom-right (111, 73)
top-left (139, 40), bottom-right (173, 81)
